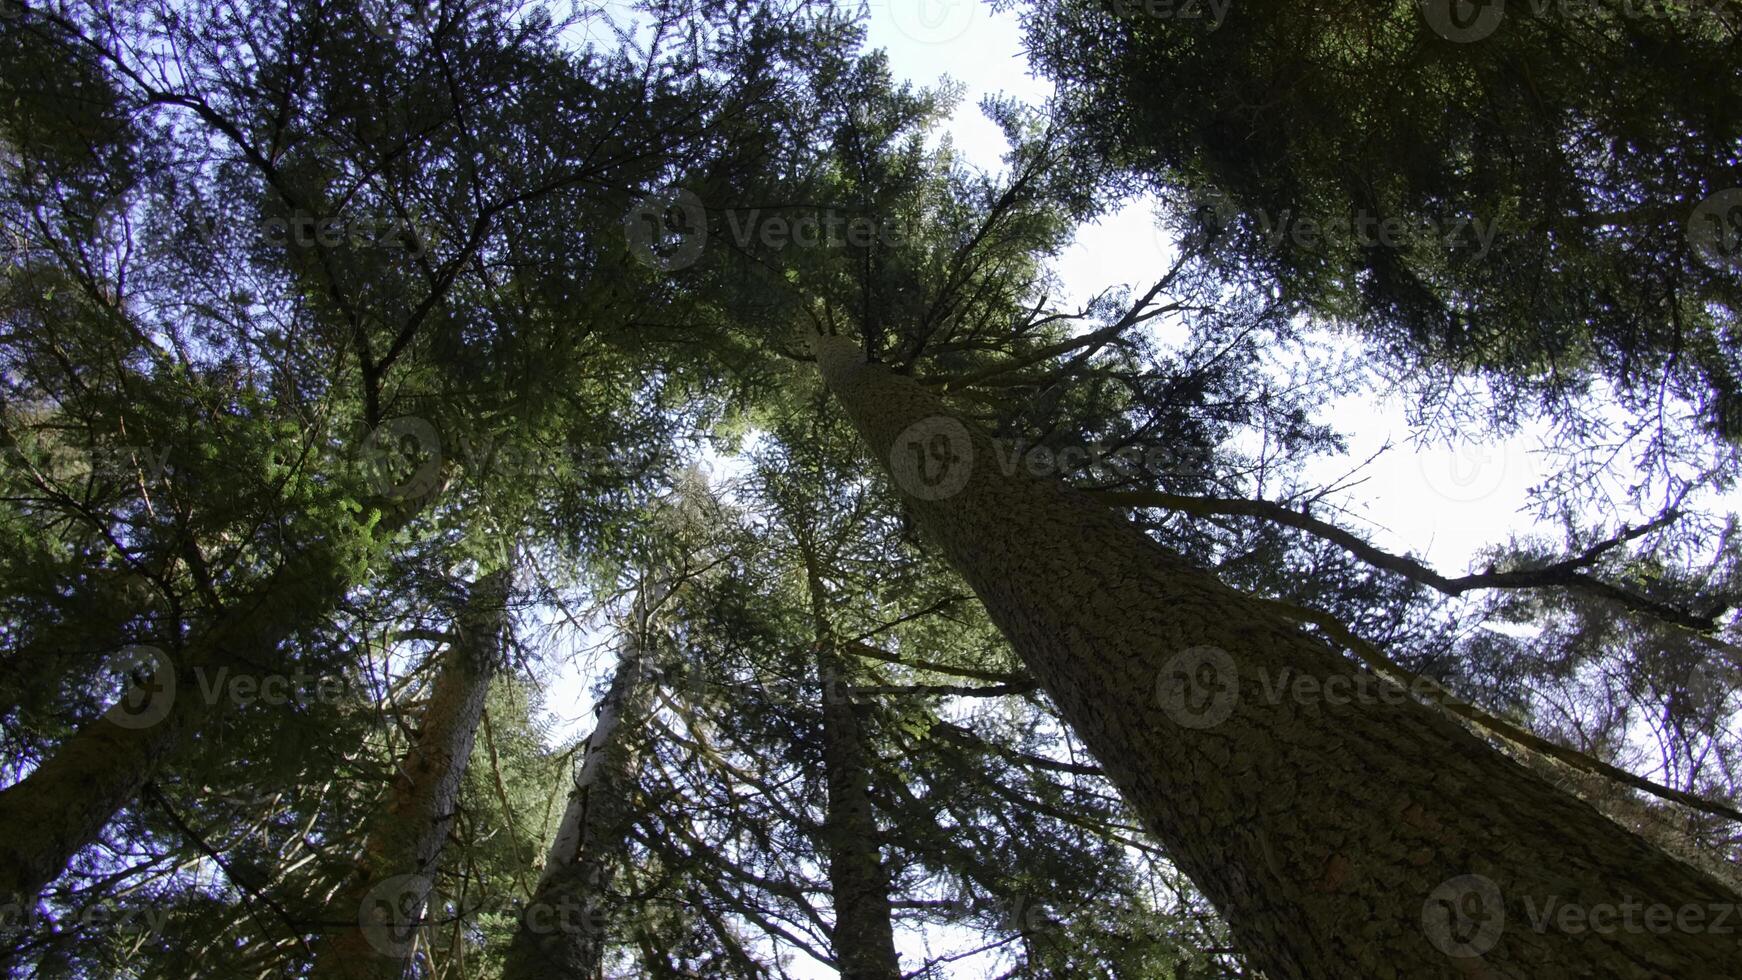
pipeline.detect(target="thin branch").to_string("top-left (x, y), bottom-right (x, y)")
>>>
top-left (1095, 488), bottom-right (1736, 642)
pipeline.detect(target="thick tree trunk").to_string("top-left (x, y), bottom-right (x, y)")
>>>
top-left (812, 333), bottom-right (1742, 979)
top-left (0, 535), bottom-right (372, 905)
top-left (798, 544), bottom-right (903, 980)
top-left (501, 580), bottom-right (666, 979)
top-left (310, 567), bottom-right (511, 978)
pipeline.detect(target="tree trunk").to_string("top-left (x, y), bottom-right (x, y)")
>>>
top-left (501, 579), bottom-right (667, 979)
top-left (0, 532), bottom-right (376, 905)
top-left (309, 566), bottom-right (511, 978)
top-left (811, 333), bottom-right (1742, 979)
top-left (798, 542), bottom-right (903, 980)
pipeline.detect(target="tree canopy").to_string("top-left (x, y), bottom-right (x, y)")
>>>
top-left (2, 1), bottom-right (1739, 977)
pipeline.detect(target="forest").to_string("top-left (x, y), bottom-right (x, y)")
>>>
top-left (0, 0), bottom-right (1739, 977)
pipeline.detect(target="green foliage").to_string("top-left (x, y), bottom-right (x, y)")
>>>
top-left (1020, 0), bottom-right (1742, 438)
top-left (2, 1), bottom-right (1740, 977)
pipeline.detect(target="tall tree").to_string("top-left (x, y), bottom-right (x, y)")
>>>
top-left (0, 0), bottom-right (832, 919)
top-left (503, 568), bottom-right (672, 979)
top-left (788, 506), bottom-right (903, 980)
top-left (310, 562), bottom-right (513, 978)
top-left (810, 329), bottom-right (1742, 978)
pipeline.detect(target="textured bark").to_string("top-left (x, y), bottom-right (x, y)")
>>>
top-left (501, 582), bottom-right (666, 980)
top-left (310, 567), bottom-right (510, 979)
top-left (812, 333), bottom-right (1742, 979)
top-left (0, 535), bottom-right (369, 905)
top-left (798, 542), bottom-right (903, 980)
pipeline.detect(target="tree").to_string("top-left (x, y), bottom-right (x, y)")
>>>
top-left (809, 329), bottom-right (1742, 977)
top-left (551, 28), bottom-right (1741, 970)
top-left (310, 563), bottom-right (513, 979)
top-left (503, 565), bottom-right (676, 978)
top-left (0, 0), bottom-right (830, 919)
top-left (1017, 0), bottom-right (1742, 440)
top-left (6, 0), bottom-right (1742, 976)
